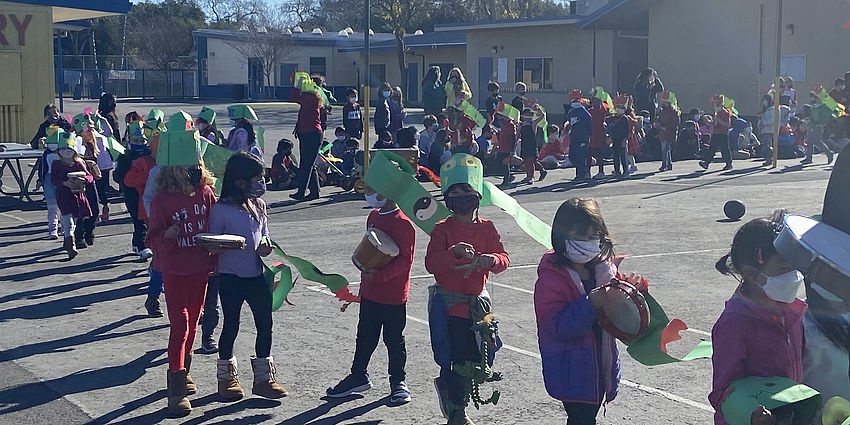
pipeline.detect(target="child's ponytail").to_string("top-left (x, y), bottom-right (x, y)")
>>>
top-left (715, 210), bottom-right (787, 280)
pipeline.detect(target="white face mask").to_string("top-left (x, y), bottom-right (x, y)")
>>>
top-left (693, 114), bottom-right (701, 121)
top-left (571, 102), bottom-right (582, 109)
top-left (760, 270), bottom-right (804, 303)
top-left (564, 238), bottom-right (601, 264)
top-left (58, 149), bottom-right (75, 159)
top-left (349, 97), bottom-right (357, 103)
top-left (336, 135), bottom-right (346, 141)
top-left (47, 143), bottom-right (58, 151)
top-left (365, 193), bottom-right (387, 209)
top-left (383, 91), bottom-right (392, 98)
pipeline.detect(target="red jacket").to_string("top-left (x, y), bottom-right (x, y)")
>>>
top-left (359, 208), bottom-right (416, 305)
top-left (539, 140), bottom-right (565, 160)
top-left (291, 88), bottom-right (323, 135)
top-left (425, 217), bottom-right (510, 318)
top-left (448, 115), bottom-right (476, 147)
top-left (589, 106), bottom-right (609, 149)
top-left (146, 185), bottom-right (216, 275)
top-left (495, 121), bottom-right (517, 154)
top-left (657, 106), bottom-right (680, 142)
top-left (124, 155), bottom-right (157, 221)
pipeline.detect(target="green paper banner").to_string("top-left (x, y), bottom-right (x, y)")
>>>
top-left (721, 376), bottom-right (821, 425)
top-left (481, 181), bottom-right (552, 249)
top-left (624, 292), bottom-right (712, 365)
top-left (200, 141), bottom-right (232, 195)
top-left (263, 261), bottom-right (294, 311)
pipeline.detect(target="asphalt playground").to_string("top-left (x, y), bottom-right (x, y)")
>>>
top-left (0, 100), bottom-right (836, 424)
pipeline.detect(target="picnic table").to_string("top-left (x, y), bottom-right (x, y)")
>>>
top-left (0, 143), bottom-right (43, 203)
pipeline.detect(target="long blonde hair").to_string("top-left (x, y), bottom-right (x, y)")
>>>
top-left (155, 165), bottom-right (213, 195)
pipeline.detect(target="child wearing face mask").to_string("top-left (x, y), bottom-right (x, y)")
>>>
top-left (326, 185), bottom-right (415, 404)
top-left (426, 154), bottom-right (510, 425)
top-left (331, 127), bottom-right (350, 158)
top-left (38, 130), bottom-right (62, 239)
top-left (343, 88), bottom-right (364, 139)
top-left (533, 198), bottom-right (621, 425)
top-left (708, 211), bottom-right (807, 425)
top-left (518, 107), bottom-right (547, 184)
top-left (567, 90), bottom-right (592, 182)
top-left (114, 121), bottom-right (156, 260)
top-left (206, 152), bottom-right (287, 403)
top-left (52, 139), bottom-right (94, 259)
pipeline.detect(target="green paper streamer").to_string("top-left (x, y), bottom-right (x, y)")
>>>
top-left (721, 376), bottom-right (821, 425)
top-left (481, 181), bottom-right (552, 249)
top-left (624, 292), bottom-right (713, 365)
top-left (263, 261), bottom-right (294, 311)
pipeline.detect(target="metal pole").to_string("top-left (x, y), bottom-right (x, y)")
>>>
top-left (592, 23), bottom-right (597, 87)
top-left (56, 31), bottom-right (65, 112)
top-left (758, 4), bottom-right (764, 99)
top-left (362, 0), bottom-right (371, 177)
top-left (772, 0), bottom-right (783, 168)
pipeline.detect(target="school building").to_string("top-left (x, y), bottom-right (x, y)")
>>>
top-left (0, 0), bottom-right (130, 143)
top-left (195, 0), bottom-right (850, 118)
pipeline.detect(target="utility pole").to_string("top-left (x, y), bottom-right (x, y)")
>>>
top-left (771, 0), bottom-right (783, 168)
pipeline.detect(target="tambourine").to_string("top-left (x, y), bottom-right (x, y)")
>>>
top-left (194, 233), bottom-right (246, 250)
top-left (592, 279), bottom-right (650, 342)
top-left (774, 214), bottom-right (850, 303)
top-left (352, 227), bottom-right (399, 271)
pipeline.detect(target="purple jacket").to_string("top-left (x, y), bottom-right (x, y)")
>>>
top-left (533, 251), bottom-right (620, 405)
top-left (708, 291), bottom-right (806, 425)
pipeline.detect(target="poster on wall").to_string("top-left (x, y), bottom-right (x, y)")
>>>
top-left (497, 58), bottom-right (508, 83)
top-left (780, 55), bottom-right (806, 82)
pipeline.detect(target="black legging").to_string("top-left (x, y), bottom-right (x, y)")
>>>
top-left (563, 401), bottom-right (601, 425)
top-left (294, 131), bottom-right (321, 196)
top-left (95, 169), bottom-right (112, 206)
top-left (217, 273), bottom-right (272, 360)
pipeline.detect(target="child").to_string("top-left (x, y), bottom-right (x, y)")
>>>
top-left (494, 105), bottom-right (518, 187)
top-left (518, 107), bottom-right (547, 184)
top-left (374, 82), bottom-right (392, 136)
top-left (428, 129), bottom-right (449, 174)
top-left (269, 139), bottom-right (298, 190)
top-left (146, 112), bottom-right (216, 416)
top-left (534, 198), bottom-right (624, 425)
top-left (113, 121), bottom-right (155, 260)
top-left (588, 96), bottom-right (609, 178)
top-left (656, 93), bottom-right (680, 172)
top-left (626, 108), bottom-right (640, 173)
top-left (38, 128), bottom-right (62, 239)
top-left (676, 120), bottom-right (701, 161)
top-left (331, 126), bottom-right (349, 159)
top-left (567, 90), bottom-right (592, 182)
top-left (446, 106), bottom-right (476, 155)
top-left (226, 117), bottom-right (257, 155)
top-left (197, 107), bottom-right (224, 145)
top-left (340, 139), bottom-right (360, 175)
top-left (511, 82), bottom-right (527, 112)
top-left (373, 130), bottom-right (397, 149)
top-left (396, 126), bottom-right (417, 149)
top-left (709, 211), bottom-right (806, 425)
top-left (389, 86), bottom-right (406, 138)
top-left (51, 129), bottom-right (93, 259)
top-left (484, 81), bottom-right (501, 124)
top-left (208, 152), bottom-right (287, 402)
top-left (475, 124), bottom-right (494, 165)
top-left (701, 95), bottom-right (733, 171)
top-left (123, 111), bottom-right (140, 144)
top-left (539, 124), bottom-right (568, 170)
top-left (342, 88), bottom-right (364, 139)
top-left (609, 103), bottom-right (631, 178)
top-left (73, 113), bottom-right (104, 247)
top-left (419, 115), bottom-right (438, 167)
top-left (326, 185), bottom-right (415, 404)
top-left (30, 104), bottom-right (73, 149)
top-left (426, 154), bottom-right (509, 425)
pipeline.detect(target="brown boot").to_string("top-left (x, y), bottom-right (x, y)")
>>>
top-left (166, 370), bottom-right (192, 417)
top-left (250, 356), bottom-right (288, 399)
top-left (217, 357), bottom-right (244, 401)
top-left (184, 352), bottom-right (196, 395)
top-left (447, 408), bottom-right (475, 425)
top-left (63, 236), bottom-right (77, 260)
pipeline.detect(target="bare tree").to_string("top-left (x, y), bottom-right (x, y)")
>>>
top-left (373, 0), bottom-right (432, 95)
top-left (226, 10), bottom-right (295, 98)
top-left (202, 0), bottom-right (265, 28)
top-left (281, 0), bottom-right (319, 26)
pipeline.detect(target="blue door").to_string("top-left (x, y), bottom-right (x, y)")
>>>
top-left (478, 57), bottom-right (494, 109)
top-left (407, 62), bottom-right (419, 103)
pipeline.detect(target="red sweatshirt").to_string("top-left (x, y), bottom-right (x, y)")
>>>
top-left (589, 106), bottom-right (609, 149)
top-left (713, 108), bottom-right (732, 135)
top-left (290, 88), bottom-right (323, 135)
top-left (448, 115), bottom-right (476, 147)
top-left (496, 120), bottom-right (517, 154)
top-left (146, 184), bottom-right (216, 275)
top-left (359, 208), bottom-right (416, 305)
top-left (425, 217), bottom-right (510, 318)
top-left (124, 155), bottom-right (157, 221)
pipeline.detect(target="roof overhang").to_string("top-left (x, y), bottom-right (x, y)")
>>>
top-left (436, 15), bottom-right (581, 31)
top-left (3, 1), bottom-right (132, 22)
top-left (579, 0), bottom-right (650, 30)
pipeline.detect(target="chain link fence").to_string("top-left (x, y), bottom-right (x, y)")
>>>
top-left (54, 55), bottom-right (198, 99)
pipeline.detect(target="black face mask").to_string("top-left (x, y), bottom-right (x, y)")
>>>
top-left (445, 194), bottom-right (480, 215)
top-left (187, 167), bottom-right (202, 186)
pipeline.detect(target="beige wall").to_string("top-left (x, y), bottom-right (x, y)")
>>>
top-left (465, 24), bottom-right (616, 116)
top-left (354, 47), bottom-right (466, 103)
top-left (649, 0), bottom-right (850, 116)
top-left (0, 1), bottom-right (54, 143)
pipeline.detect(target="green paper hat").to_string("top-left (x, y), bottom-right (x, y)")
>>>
top-left (199, 107), bottom-right (217, 127)
top-left (156, 111), bottom-right (201, 166)
top-left (227, 105), bottom-right (259, 122)
top-left (440, 153), bottom-right (483, 195)
top-left (45, 126), bottom-right (77, 150)
top-left (71, 110), bottom-right (95, 134)
top-left (147, 109), bottom-right (164, 123)
top-left (720, 377), bottom-right (821, 425)
top-left (127, 121), bottom-right (147, 142)
top-left (143, 109), bottom-right (166, 138)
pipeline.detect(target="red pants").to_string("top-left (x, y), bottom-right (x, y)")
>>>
top-left (163, 271), bottom-right (208, 371)
top-left (523, 157), bottom-right (543, 179)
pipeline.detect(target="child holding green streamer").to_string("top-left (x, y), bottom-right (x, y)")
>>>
top-left (207, 152), bottom-right (287, 402)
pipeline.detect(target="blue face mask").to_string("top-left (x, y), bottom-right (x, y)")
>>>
top-left (130, 143), bottom-right (150, 154)
top-left (248, 180), bottom-right (266, 198)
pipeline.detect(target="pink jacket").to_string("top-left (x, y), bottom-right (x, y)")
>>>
top-left (709, 291), bottom-right (806, 425)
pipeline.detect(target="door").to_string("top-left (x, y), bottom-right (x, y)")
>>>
top-left (478, 57), bottom-right (494, 109)
top-left (248, 57), bottom-right (263, 98)
top-left (407, 62), bottom-right (419, 103)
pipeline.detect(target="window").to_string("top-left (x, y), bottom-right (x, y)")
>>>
top-left (430, 63), bottom-right (454, 82)
top-left (200, 58), bottom-right (208, 86)
top-left (369, 64), bottom-right (386, 87)
top-left (309, 57), bottom-right (326, 76)
top-left (515, 58), bottom-right (553, 90)
top-left (278, 63), bottom-right (298, 86)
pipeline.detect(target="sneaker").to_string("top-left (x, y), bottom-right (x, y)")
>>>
top-left (658, 165), bottom-right (667, 172)
top-left (500, 174), bottom-right (515, 187)
top-left (47, 234), bottom-right (59, 240)
top-left (519, 177), bottom-right (533, 184)
top-left (538, 169), bottom-right (548, 182)
top-left (145, 294), bottom-right (164, 317)
top-left (722, 164), bottom-right (733, 171)
top-left (801, 158), bottom-right (813, 164)
top-left (326, 374), bottom-right (372, 398)
top-left (132, 246), bottom-right (141, 255)
top-left (196, 338), bottom-right (218, 354)
top-left (75, 238), bottom-right (88, 249)
top-left (84, 234), bottom-right (94, 246)
top-left (629, 165), bottom-right (638, 173)
top-left (699, 161), bottom-right (709, 170)
top-left (389, 381), bottom-right (411, 405)
top-left (100, 205), bottom-right (109, 222)
top-left (139, 248), bottom-right (154, 261)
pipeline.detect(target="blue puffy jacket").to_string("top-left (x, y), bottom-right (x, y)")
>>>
top-left (567, 106), bottom-right (592, 144)
top-left (533, 251), bottom-right (620, 405)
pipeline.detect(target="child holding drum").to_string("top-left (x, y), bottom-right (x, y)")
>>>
top-left (708, 211), bottom-right (807, 425)
top-left (326, 185), bottom-right (415, 404)
top-left (425, 154), bottom-right (510, 425)
top-left (533, 198), bottom-right (622, 425)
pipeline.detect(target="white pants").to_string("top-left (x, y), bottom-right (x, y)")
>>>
top-left (47, 203), bottom-right (60, 236)
top-left (60, 214), bottom-right (76, 238)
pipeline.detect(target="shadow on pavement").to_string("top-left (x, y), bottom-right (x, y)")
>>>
top-left (0, 349), bottom-right (166, 416)
top-left (0, 254), bottom-right (138, 282)
top-left (301, 396), bottom-right (391, 425)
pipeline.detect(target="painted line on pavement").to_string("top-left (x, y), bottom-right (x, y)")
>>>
top-left (0, 211), bottom-right (32, 224)
top-left (302, 284), bottom-right (715, 413)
